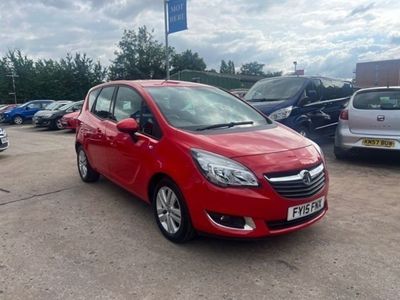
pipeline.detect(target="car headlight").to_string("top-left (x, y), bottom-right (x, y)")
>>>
top-left (191, 149), bottom-right (258, 187)
top-left (269, 106), bottom-right (293, 121)
top-left (42, 113), bottom-right (54, 118)
top-left (309, 140), bottom-right (324, 159)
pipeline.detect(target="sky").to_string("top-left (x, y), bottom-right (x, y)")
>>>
top-left (1, 0), bottom-right (400, 79)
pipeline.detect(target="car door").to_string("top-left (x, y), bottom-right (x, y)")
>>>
top-left (104, 86), bottom-right (162, 196)
top-left (298, 80), bottom-right (331, 133)
top-left (85, 86), bottom-right (115, 175)
top-left (24, 101), bottom-right (42, 119)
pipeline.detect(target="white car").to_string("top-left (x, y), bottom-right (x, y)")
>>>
top-left (334, 87), bottom-right (400, 158)
top-left (0, 127), bottom-right (9, 152)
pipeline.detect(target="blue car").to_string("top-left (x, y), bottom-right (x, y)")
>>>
top-left (244, 76), bottom-right (354, 137)
top-left (2, 100), bottom-right (54, 125)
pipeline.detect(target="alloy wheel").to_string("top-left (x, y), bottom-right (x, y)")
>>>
top-left (56, 118), bottom-right (63, 130)
top-left (78, 150), bottom-right (88, 178)
top-left (156, 186), bottom-right (182, 234)
top-left (14, 116), bottom-right (23, 125)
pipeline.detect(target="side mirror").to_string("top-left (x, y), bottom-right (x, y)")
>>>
top-left (26, 106), bottom-right (30, 110)
top-left (307, 90), bottom-right (318, 100)
top-left (117, 118), bottom-right (139, 134)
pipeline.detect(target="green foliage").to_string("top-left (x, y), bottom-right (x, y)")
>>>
top-left (171, 49), bottom-right (206, 73)
top-left (240, 61), bottom-right (265, 76)
top-left (0, 50), bottom-right (106, 103)
top-left (220, 60), bottom-right (235, 74)
top-left (109, 26), bottom-right (169, 80)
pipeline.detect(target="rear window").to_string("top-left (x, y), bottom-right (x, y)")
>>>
top-left (353, 91), bottom-right (400, 110)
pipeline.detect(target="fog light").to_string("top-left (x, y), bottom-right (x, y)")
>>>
top-left (207, 212), bottom-right (255, 230)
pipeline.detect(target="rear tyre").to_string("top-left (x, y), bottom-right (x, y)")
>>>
top-left (13, 115), bottom-right (23, 125)
top-left (77, 146), bottom-right (100, 182)
top-left (152, 178), bottom-right (196, 243)
top-left (334, 146), bottom-right (349, 160)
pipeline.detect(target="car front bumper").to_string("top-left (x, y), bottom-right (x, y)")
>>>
top-left (0, 133), bottom-right (9, 151)
top-left (33, 116), bottom-right (53, 127)
top-left (184, 175), bottom-right (329, 239)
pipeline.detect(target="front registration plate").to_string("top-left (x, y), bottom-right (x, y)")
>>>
top-left (1, 137), bottom-right (8, 144)
top-left (362, 138), bottom-right (395, 148)
top-left (287, 197), bottom-right (325, 221)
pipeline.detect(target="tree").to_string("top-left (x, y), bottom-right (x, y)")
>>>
top-left (109, 26), bottom-right (169, 80)
top-left (240, 62), bottom-right (265, 76)
top-left (0, 50), bottom-right (106, 103)
top-left (220, 59), bottom-right (235, 74)
top-left (219, 60), bottom-right (228, 73)
top-left (227, 60), bottom-right (235, 74)
top-left (171, 49), bottom-right (206, 73)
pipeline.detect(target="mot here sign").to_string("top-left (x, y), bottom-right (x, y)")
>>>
top-left (168, 0), bottom-right (187, 34)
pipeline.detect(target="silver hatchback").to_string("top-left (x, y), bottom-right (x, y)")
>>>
top-left (334, 87), bottom-right (400, 158)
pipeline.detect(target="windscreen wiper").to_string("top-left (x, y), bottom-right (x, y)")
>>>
top-left (247, 98), bottom-right (282, 102)
top-left (196, 121), bottom-right (254, 131)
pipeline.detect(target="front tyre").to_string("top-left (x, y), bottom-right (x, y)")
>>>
top-left (13, 115), bottom-right (23, 125)
top-left (153, 178), bottom-right (196, 243)
top-left (50, 117), bottom-right (64, 130)
top-left (77, 146), bottom-right (100, 182)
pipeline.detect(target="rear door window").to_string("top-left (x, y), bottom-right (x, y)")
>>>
top-left (353, 91), bottom-right (400, 110)
top-left (88, 88), bottom-right (101, 111)
top-left (93, 87), bottom-right (115, 119)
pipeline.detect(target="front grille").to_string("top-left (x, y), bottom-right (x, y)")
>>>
top-left (266, 205), bottom-right (326, 230)
top-left (265, 164), bottom-right (325, 199)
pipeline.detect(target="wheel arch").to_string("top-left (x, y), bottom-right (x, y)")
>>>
top-left (147, 172), bottom-right (173, 203)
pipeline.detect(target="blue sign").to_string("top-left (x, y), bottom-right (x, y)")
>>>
top-left (168, 0), bottom-right (187, 34)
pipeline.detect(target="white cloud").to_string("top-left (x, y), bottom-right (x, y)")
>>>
top-left (0, 0), bottom-right (399, 78)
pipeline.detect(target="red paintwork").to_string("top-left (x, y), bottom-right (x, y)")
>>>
top-left (76, 80), bottom-right (329, 238)
top-left (116, 118), bottom-right (139, 133)
top-left (61, 111), bottom-right (79, 130)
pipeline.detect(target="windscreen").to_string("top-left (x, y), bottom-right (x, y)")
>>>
top-left (353, 90), bottom-right (400, 110)
top-left (146, 86), bottom-right (268, 131)
top-left (245, 77), bottom-right (306, 101)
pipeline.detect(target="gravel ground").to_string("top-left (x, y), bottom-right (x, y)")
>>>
top-left (0, 124), bottom-right (399, 300)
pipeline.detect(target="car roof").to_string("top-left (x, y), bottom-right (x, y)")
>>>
top-left (355, 86), bottom-right (400, 93)
top-left (94, 80), bottom-right (211, 89)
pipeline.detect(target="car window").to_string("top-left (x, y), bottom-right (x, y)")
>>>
top-left (93, 87), bottom-right (114, 119)
top-left (245, 77), bottom-right (306, 101)
top-left (353, 91), bottom-right (400, 110)
top-left (112, 87), bottom-right (142, 122)
top-left (88, 88), bottom-right (101, 111)
top-left (147, 86), bottom-right (268, 131)
top-left (140, 102), bottom-right (162, 139)
top-left (27, 102), bottom-right (42, 109)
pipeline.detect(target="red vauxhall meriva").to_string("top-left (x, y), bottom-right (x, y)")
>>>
top-left (76, 80), bottom-right (328, 242)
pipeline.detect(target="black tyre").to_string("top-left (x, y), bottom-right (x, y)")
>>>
top-left (334, 146), bottom-right (349, 160)
top-left (13, 115), bottom-right (23, 125)
top-left (152, 178), bottom-right (196, 243)
top-left (51, 117), bottom-right (64, 130)
top-left (77, 146), bottom-right (100, 182)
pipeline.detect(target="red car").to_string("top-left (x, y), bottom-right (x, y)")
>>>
top-left (61, 111), bottom-right (80, 130)
top-left (76, 80), bottom-right (328, 242)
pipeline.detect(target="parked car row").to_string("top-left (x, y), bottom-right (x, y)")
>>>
top-left (33, 101), bottom-right (83, 130)
top-left (0, 99), bottom-right (83, 131)
top-left (2, 78), bottom-right (398, 243)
